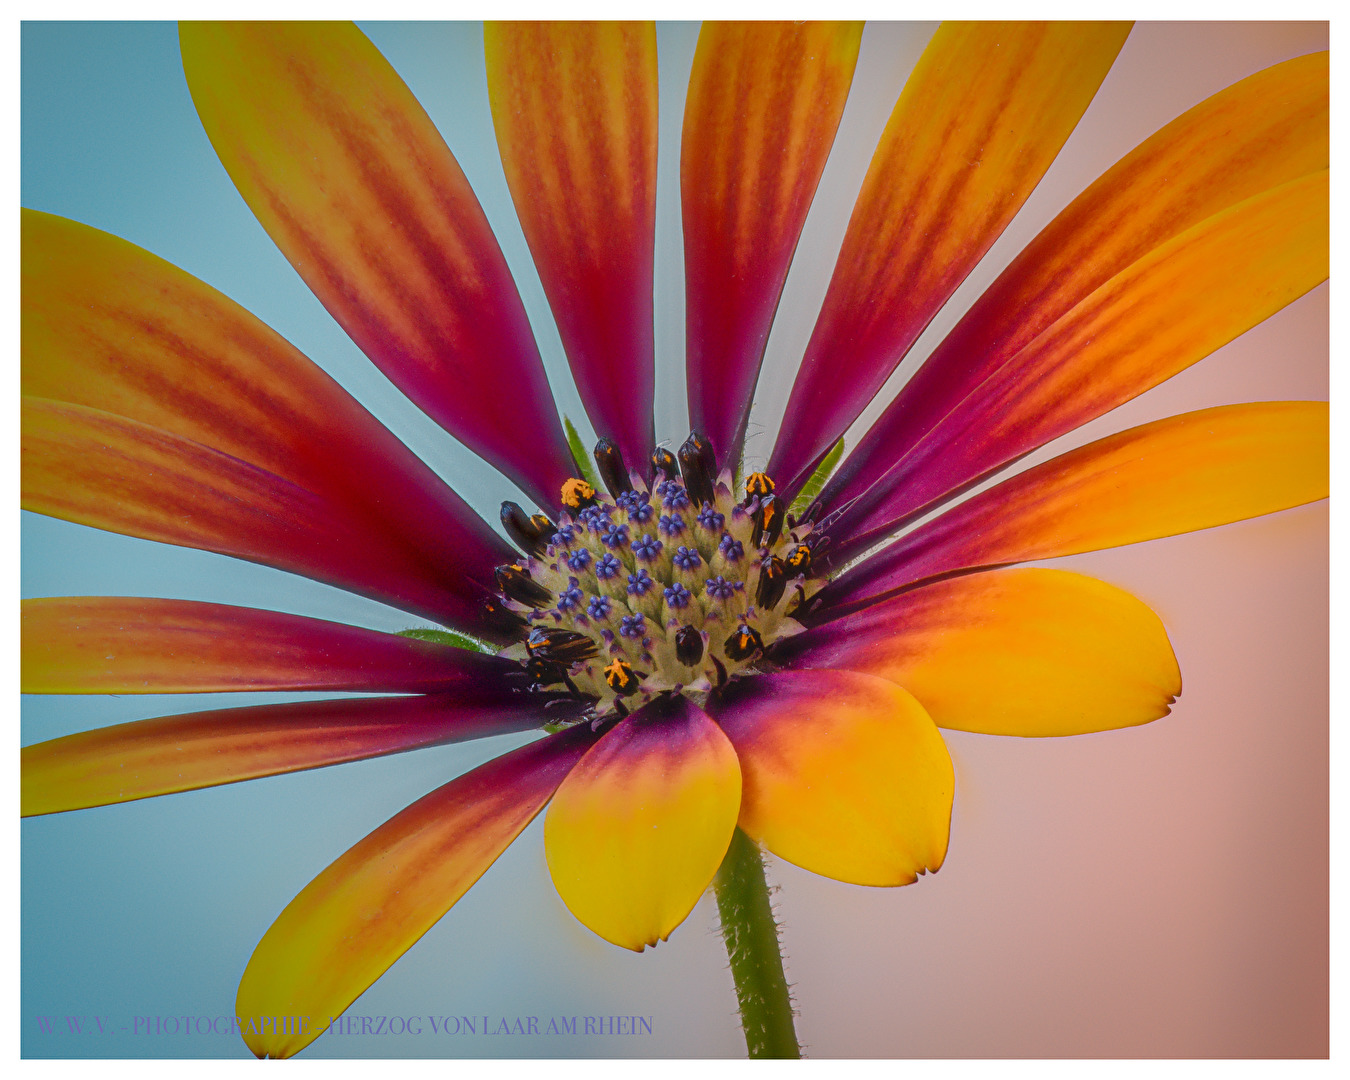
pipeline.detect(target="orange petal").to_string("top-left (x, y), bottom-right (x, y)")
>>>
top-left (768, 21), bottom-right (1131, 488)
top-left (21, 210), bottom-right (513, 637)
top-left (681, 21), bottom-right (863, 468)
top-left (485, 21), bottom-right (658, 473)
top-left (811, 401), bottom-right (1329, 617)
top-left (21, 692), bottom-right (583, 817)
top-left (21, 596), bottom-right (518, 694)
top-left (235, 724), bottom-right (601, 1058)
top-left (822, 50), bottom-right (1328, 518)
top-left (710, 670), bottom-right (952, 886)
top-left (780, 569), bottom-right (1181, 737)
top-left (834, 170), bottom-right (1330, 553)
top-left (179, 22), bottom-right (573, 508)
top-left (544, 694), bottom-right (741, 951)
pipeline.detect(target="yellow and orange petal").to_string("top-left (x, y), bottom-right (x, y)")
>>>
top-left (485, 21), bottom-right (658, 471)
top-left (816, 50), bottom-right (1328, 516)
top-left (710, 670), bottom-right (953, 886)
top-left (833, 170), bottom-right (1329, 550)
top-left (815, 401), bottom-right (1328, 615)
top-left (682, 21), bottom-right (862, 467)
top-left (782, 569), bottom-right (1180, 737)
top-left (236, 723), bottom-right (602, 1058)
top-left (179, 21), bottom-right (573, 508)
top-left (22, 692), bottom-right (582, 816)
top-left (769, 21), bottom-right (1132, 487)
top-left (544, 694), bottom-right (741, 951)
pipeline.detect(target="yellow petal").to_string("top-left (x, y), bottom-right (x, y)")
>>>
top-left (544, 694), bottom-right (741, 951)
top-left (783, 569), bottom-right (1181, 737)
top-left (710, 670), bottom-right (953, 886)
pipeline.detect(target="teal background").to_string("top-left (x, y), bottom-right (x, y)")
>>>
top-left (22, 22), bottom-right (1329, 1058)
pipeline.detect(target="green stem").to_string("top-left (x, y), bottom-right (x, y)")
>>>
top-left (713, 828), bottom-right (801, 1059)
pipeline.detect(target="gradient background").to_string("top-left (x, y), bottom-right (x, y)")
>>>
top-left (21, 21), bottom-right (1329, 1058)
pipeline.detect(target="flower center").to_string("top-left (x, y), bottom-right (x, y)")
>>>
top-left (489, 433), bottom-right (827, 716)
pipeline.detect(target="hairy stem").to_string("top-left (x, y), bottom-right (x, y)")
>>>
top-left (713, 828), bottom-right (801, 1059)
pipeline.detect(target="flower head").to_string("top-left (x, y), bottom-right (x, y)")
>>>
top-left (20, 19), bottom-right (1327, 1059)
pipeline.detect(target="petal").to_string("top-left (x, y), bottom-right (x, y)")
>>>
top-left (544, 694), bottom-right (741, 951)
top-left (767, 21), bottom-right (1131, 490)
top-left (709, 670), bottom-right (952, 887)
top-left (807, 401), bottom-right (1329, 620)
top-left (681, 21), bottom-right (863, 469)
top-left (821, 50), bottom-right (1328, 515)
top-left (179, 22), bottom-right (573, 509)
top-left (21, 596), bottom-right (519, 694)
top-left (485, 22), bottom-right (658, 473)
top-left (831, 170), bottom-right (1329, 558)
top-left (22, 397), bottom-right (501, 636)
top-left (21, 211), bottom-right (515, 638)
top-left (235, 723), bottom-right (601, 1058)
top-left (778, 569), bottom-right (1180, 737)
top-left (22, 691), bottom-right (586, 817)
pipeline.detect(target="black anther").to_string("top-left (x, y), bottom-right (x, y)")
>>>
top-left (500, 502), bottom-right (553, 556)
top-left (678, 432), bottom-right (717, 508)
top-left (494, 564), bottom-right (551, 609)
top-left (527, 627), bottom-right (599, 664)
top-left (756, 556), bottom-right (787, 610)
top-left (592, 437), bottom-right (631, 501)
top-left (674, 625), bottom-right (705, 667)
top-left (651, 447), bottom-right (678, 483)
top-left (723, 624), bottom-right (764, 662)
top-left (480, 596), bottom-right (528, 637)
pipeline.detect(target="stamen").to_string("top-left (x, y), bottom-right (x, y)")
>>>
top-left (500, 502), bottom-right (553, 556)
top-left (744, 472), bottom-right (775, 501)
top-left (756, 556), bottom-right (787, 610)
top-left (592, 437), bottom-right (631, 500)
top-left (495, 564), bottom-right (551, 608)
top-left (724, 624), bottom-right (764, 662)
top-left (751, 495), bottom-right (787, 549)
top-left (674, 625), bottom-right (704, 667)
top-left (481, 596), bottom-right (528, 637)
top-left (525, 657), bottom-right (568, 687)
top-left (604, 658), bottom-right (643, 696)
top-left (527, 627), bottom-right (599, 663)
top-left (678, 432), bottom-right (717, 508)
top-left (651, 447), bottom-right (678, 484)
top-left (785, 543), bottom-right (812, 575)
top-left (560, 477), bottom-right (597, 511)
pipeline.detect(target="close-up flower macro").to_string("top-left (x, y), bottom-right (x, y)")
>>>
top-left (21, 20), bottom-right (1328, 1060)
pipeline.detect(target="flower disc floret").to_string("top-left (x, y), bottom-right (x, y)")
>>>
top-left (493, 434), bottom-right (826, 713)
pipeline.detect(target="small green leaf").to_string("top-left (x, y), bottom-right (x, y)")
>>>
top-left (789, 438), bottom-right (845, 517)
top-left (563, 416), bottom-right (602, 490)
top-left (397, 627), bottom-right (493, 653)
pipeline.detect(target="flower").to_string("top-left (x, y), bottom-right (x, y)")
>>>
top-left (20, 21), bottom-right (1327, 1059)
